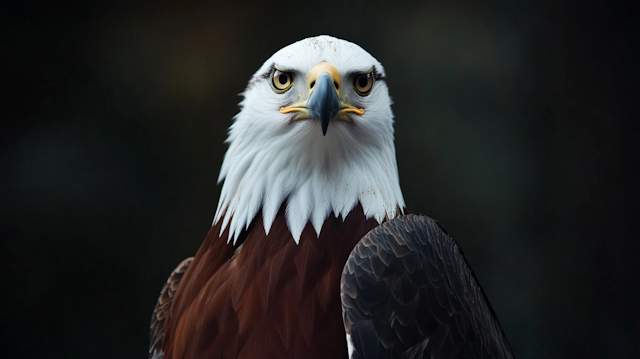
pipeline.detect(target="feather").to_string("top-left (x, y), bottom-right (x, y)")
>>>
top-left (159, 204), bottom-right (379, 358)
top-left (341, 214), bottom-right (515, 359)
top-left (148, 257), bottom-right (193, 359)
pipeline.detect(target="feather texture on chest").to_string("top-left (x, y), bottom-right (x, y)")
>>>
top-left (164, 204), bottom-right (381, 359)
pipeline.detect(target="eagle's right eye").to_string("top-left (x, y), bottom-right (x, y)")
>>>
top-left (272, 69), bottom-right (293, 93)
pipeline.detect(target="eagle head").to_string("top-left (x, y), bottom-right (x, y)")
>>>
top-left (214, 36), bottom-right (405, 244)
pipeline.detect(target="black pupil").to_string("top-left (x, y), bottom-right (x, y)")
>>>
top-left (358, 76), bottom-right (368, 88)
top-left (278, 73), bottom-right (288, 85)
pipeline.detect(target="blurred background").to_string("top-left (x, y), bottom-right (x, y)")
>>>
top-left (2, 0), bottom-right (638, 357)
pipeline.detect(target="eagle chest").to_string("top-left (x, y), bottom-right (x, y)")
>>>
top-left (168, 206), bottom-right (379, 359)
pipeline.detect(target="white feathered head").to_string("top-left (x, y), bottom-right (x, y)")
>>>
top-left (214, 36), bottom-right (405, 243)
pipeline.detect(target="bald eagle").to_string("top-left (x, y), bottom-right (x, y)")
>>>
top-left (150, 36), bottom-right (515, 359)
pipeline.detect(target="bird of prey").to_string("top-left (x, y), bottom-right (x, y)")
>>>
top-left (150, 35), bottom-right (515, 359)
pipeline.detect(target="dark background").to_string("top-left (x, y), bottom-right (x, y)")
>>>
top-left (2, 0), bottom-right (638, 358)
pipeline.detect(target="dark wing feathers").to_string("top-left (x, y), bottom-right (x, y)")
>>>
top-left (341, 214), bottom-right (514, 359)
top-left (149, 257), bottom-right (193, 359)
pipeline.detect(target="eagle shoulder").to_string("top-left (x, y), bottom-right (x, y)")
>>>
top-left (341, 214), bottom-right (515, 359)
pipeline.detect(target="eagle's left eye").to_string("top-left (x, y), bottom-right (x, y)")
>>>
top-left (354, 73), bottom-right (373, 95)
top-left (272, 69), bottom-right (293, 93)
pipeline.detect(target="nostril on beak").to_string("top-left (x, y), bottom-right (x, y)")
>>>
top-left (310, 81), bottom-right (315, 89)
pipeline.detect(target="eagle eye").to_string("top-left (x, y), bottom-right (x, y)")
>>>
top-left (271, 69), bottom-right (293, 93)
top-left (354, 73), bottom-right (373, 95)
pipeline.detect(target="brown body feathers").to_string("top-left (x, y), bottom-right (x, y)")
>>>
top-left (155, 205), bottom-right (379, 359)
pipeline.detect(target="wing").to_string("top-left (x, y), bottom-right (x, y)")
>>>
top-left (149, 257), bottom-right (194, 359)
top-left (341, 214), bottom-right (515, 359)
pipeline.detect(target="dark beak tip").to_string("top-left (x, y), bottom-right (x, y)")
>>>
top-left (321, 117), bottom-right (329, 136)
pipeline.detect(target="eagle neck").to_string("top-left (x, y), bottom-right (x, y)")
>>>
top-left (213, 113), bottom-right (405, 244)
